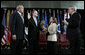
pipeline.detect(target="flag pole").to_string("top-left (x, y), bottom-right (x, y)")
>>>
top-left (11, 10), bottom-right (14, 14)
top-left (4, 8), bottom-right (7, 27)
top-left (4, 8), bottom-right (7, 13)
top-left (57, 9), bottom-right (61, 54)
top-left (49, 9), bottom-right (51, 14)
top-left (53, 10), bottom-right (55, 17)
top-left (42, 9), bottom-right (44, 14)
top-left (38, 9), bottom-right (40, 23)
top-left (42, 9), bottom-right (44, 20)
top-left (7, 10), bottom-right (10, 28)
top-left (49, 9), bottom-right (51, 24)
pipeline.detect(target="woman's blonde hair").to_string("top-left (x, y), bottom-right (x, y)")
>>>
top-left (50, 17), bottom-right (57, 24)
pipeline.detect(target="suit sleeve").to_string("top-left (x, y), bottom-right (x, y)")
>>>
top-left (11, 13), bottom-right (17, 35)
top-left (68, 14), bottom-right (80, 28)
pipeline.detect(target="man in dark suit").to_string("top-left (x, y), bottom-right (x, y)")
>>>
top-left (27, 10), bottom-right (42, 54)
top-left (10, 5), bottom-right (24, 54)
top-left (64, 6), bottom-right (81, 54)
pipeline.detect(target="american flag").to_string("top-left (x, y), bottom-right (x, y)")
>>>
top-left (1, 9), bottom-right (11, 46)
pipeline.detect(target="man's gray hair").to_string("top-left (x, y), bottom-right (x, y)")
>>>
top-left (16, 5), bottom-right (24, 11)
top-left (69, 6), bottom-right (77, 11)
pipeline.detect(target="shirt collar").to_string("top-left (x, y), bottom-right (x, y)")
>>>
top-left (17, 11), bottom-right (22, 16)
top-left (51, 22), bottom-right (53, 24)
top-left (72, 11), bottom-right (76, 15)
top-left (33, 16), bottom-right (37, 20)
top-left (33, 16), bottom-right (36, 19)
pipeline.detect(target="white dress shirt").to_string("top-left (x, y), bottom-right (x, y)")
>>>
top-left (33, 17), bottom-right (38, 26)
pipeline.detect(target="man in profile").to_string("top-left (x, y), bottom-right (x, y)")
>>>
top-left (64, 6), bottom-right (81, 54)
top-left (10, 5), bottom-right (24, 54)
top-left (27, 10), bottom-right (40, 54)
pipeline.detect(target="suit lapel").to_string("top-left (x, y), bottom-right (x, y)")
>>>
top-left (16, 12), bottom-right (23, 24)
top-left (31, 17), bottom-right (37, 28)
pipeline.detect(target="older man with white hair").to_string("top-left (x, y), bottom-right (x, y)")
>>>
top-left (10, 5), bottom-right (24, 54)
top-left (64, 6), bottom-right (81, 54)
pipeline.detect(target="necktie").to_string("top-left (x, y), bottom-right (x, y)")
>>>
top-left (21, 14), bottom-right (24, 24)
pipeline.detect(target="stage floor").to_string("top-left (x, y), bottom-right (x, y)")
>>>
top-left (1, 33), bottom-right (84, 54)
top-left (1, 47), bottom-right (84, 54)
